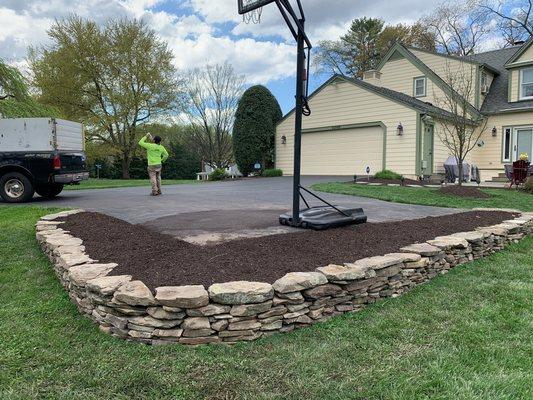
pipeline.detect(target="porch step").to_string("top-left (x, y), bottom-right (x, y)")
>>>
top-left (489, 172), bottom-right (508, 183)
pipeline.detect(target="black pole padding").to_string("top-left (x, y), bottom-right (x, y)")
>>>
top-left (291, 18), bottom-right (305, 227)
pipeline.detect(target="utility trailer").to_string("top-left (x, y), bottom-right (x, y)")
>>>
top-left (0, 118), bottom-right (89, 203)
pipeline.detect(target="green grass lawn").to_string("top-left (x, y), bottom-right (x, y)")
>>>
top-left (64, 178), bottom-right (199, 190)
top-left (313, 182), bottom-right (533, 212)
top-left (1, 206), bottom-right (532, 399)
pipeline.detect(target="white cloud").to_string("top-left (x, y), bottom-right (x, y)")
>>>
top-left (0, 0), bottom-right (502, 85)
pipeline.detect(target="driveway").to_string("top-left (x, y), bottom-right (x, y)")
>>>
top-left (2, 175), bottom-right (461, 221)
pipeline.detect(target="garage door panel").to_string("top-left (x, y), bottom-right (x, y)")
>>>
top-left (301, 126), bottom-right (383, 175)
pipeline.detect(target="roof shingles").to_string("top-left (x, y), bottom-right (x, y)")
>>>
top-left (468, 46), bottom-right (533, 114)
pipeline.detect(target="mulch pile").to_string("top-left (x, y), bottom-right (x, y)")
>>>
top-left (355, 177), bottom-right (430, 186)
top-left (59, 210), bottom-right (515, 290)
top-left (438, 186), bottom-right (491, 198)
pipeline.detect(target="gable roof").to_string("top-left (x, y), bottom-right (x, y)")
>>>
top-left (504, 37), bottom-right (533, 67)
top-left (376, 43), bottom-right (482, 119)
top-left (278, 74), bottom-right (477, 126)
top-left (406, 46), bottom-right (500, 75)
top-left (468, 45), bottom-right (533, 114)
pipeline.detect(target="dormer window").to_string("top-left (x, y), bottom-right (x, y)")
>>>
top-left (519, 67), bottom-right (533, 99)
top-left (413, 77), bottom-right (426, 97)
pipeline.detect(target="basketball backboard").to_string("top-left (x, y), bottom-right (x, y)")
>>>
top-left (238, 0), bottom-right (275, 15)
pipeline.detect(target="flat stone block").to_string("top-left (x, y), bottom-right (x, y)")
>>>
top-left (86, 275), bottom-right (132, 296)
top-left (68, 263), bottom-right (117, 287)
top-left (230, 300), bottom-right (272, 317)
top-left (114, 280), bottom-right (156, 306)
top-left (155, 285), bottom-right (209, 308)
top-left (208, 281), bottom-right (273, 304)
top-left (400, 243), bottom-right (442, 256)
top-left (316, 264), bottom-right (372, 282)
top-left (353, 254), bottom-right (405, 270)
top-left (273, 272), bottom-right (327, 294)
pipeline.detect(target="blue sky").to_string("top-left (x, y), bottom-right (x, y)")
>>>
top-left (0, 0), bottom-right (519, 114)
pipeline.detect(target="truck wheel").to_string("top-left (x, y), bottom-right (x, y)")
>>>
top-left (0, 172), bottom-right (35, 203)
top-left (36, 184), bottom-right (64, 199)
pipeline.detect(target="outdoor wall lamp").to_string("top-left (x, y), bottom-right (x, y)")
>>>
top-left (397, 123), bottom-right (404, 136)
top-left (281, 135), bottom-right (287, 144)
top-left (492, 126), bottom-right (497, 137)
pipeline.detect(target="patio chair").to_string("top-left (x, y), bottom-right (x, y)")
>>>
top-left (509, 160), bottom-right (530, 189)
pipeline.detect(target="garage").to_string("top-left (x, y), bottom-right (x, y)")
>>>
top-left (300, 125), bottom-right (384, 175)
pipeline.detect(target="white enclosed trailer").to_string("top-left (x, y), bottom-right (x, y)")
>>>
top-left (0, 118), bottom-right (85, 152)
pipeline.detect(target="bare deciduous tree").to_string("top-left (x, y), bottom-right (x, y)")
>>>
top-left (420, 1), bottom-right (492, 56)
top-left (184, 63), bottom-right (245, 169)
top-left (477, 0), bottom-right (533, 45)
top-left (434, 62), bottom-right (487, 185)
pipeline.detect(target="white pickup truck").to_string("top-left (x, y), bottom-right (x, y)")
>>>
top-left (0, 118), bottom-right (89, 203)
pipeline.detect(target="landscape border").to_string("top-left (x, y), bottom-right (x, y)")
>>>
top-left (36, 209), bottom-right (533, 346)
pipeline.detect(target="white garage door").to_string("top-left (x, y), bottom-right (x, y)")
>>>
top-left (301, 126), bottom-right (384, 175)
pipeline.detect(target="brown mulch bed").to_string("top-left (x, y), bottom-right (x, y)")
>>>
top-left (355, 177), bottom-right (432, 186)
top-left (59, 210), bottom-right (516, 291)
top-left (438, 186), bottom-right (491, 198)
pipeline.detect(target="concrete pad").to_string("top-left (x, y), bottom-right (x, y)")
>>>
top-left (142, 209), bottom-right (300, 245)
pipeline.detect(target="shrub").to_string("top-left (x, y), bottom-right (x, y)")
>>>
top-left (232, 85), bottom-right (283, 176)
top-left (374, 169), bottom-right (403, 180)
top-left (209, 168), bottom-right (228, 181)
top-left (524, 176), bottom-right (533, 194)
top-left (262, 168), bottom-right (283, 177)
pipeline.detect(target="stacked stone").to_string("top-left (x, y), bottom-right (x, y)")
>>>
top-left (36, 210), bottom-right (533, 346)
top-left (426, 236), bottom-right (472, 269)
top-left (399, 243), bottom-right (444, 282)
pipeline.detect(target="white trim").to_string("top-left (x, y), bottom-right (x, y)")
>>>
top-left (519, 67), bottom-right (533, 100)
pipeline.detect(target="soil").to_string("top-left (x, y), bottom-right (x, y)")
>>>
top-left (355, 177), bottom-right (431, 186)
top-left (59, 210), bottom-right (516, 291)
top-left (438, 186), bottom-right (491, 198)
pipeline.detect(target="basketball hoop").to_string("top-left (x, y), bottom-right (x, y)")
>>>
top-left (236, 0), bottom-right (366, 230)
top-left (243, 6), bottom-right (262, 24)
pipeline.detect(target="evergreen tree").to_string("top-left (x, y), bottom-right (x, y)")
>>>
top-left (233, 85), bottom-right (282, 176)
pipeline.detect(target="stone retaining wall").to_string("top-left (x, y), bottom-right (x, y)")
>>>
top-left (36, 209), bottom-right (533, 346)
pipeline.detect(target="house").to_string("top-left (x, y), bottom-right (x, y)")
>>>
top-left (275, 40), bottom-right (533, 181)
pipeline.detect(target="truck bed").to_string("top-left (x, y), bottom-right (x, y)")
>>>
top-left (0, 118), bottom-right (84, 152)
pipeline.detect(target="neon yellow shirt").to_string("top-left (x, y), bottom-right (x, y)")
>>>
top-left (138, 136), bottom-right (169, 166)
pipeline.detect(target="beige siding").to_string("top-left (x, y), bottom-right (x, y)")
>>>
top-left (276, 80), bottom-right (418, 176)
top-left (299, 127), bottom-right (383, 175)
top-left (515, 45), bottom-right (533, 63)
top-left (410, 49), bottom-right (478, 106)
top-left (510, 69), bottom-right (520, 102)
top-left (378, 57), bottom-right (447, 105)
top-left (432, 120), bottom-right (451, 174)
top-left (469, 112), bottom-right (533, 179)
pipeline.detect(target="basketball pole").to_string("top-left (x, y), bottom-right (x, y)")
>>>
top-left (291, 18), bottom-right (305, 227)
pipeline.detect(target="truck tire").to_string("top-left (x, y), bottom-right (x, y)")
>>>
top-left (0, 172), bottom-right (35, 203)
top-left (36, 184), bottom-right (64, 199)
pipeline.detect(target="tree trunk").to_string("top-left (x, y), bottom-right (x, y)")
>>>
top-left (121, 155), bottom-right (131, 179)
top-left (457, 159), bottom-right (463, 187)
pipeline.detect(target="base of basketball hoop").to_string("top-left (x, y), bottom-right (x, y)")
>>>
top-left (279, 206), bottom-right (367, 230)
